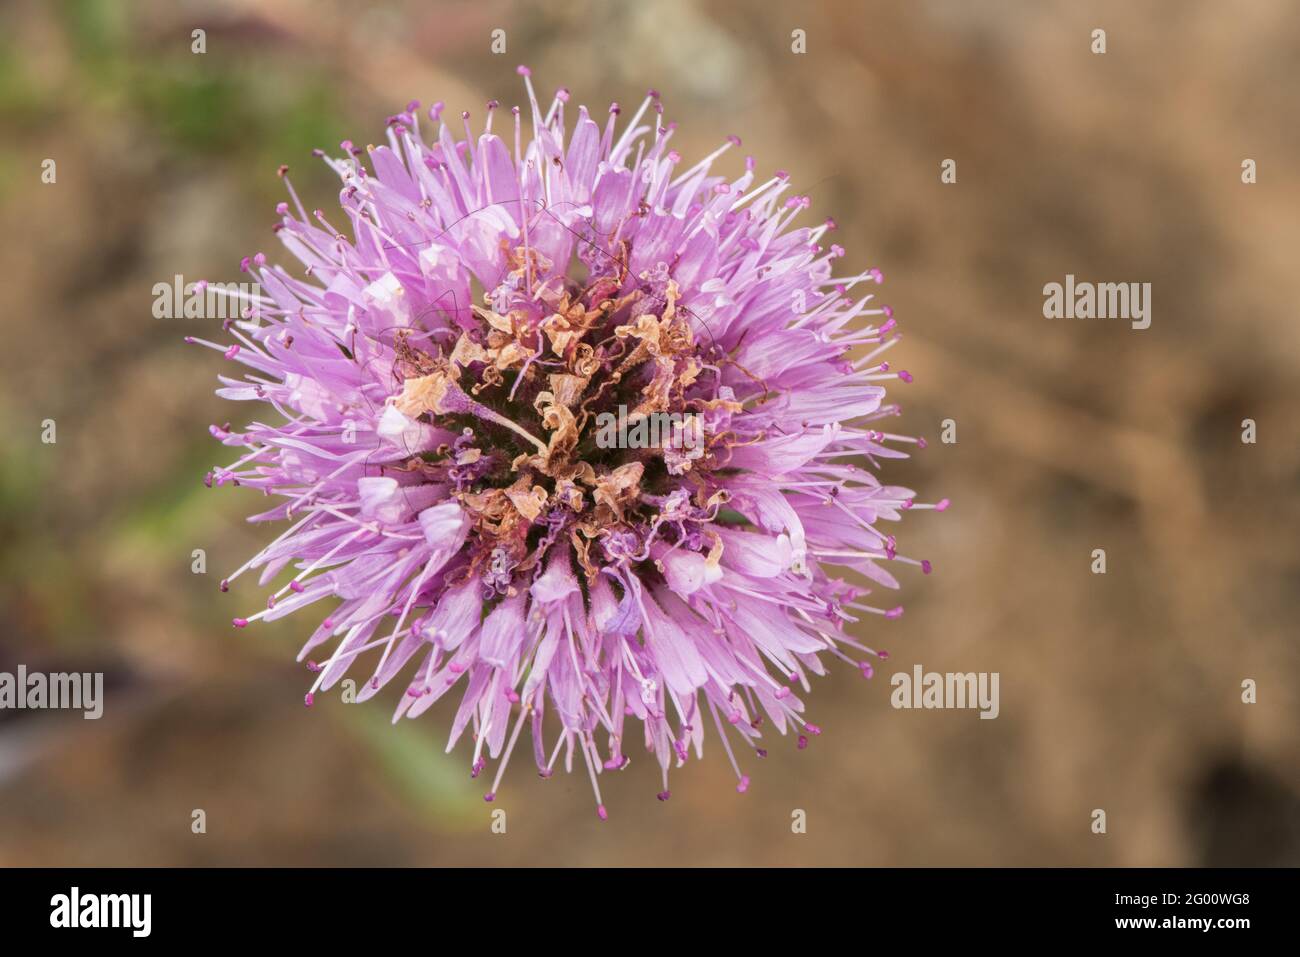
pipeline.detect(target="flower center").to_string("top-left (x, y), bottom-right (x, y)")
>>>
top-left (386, 241), bottom-right (739, 591)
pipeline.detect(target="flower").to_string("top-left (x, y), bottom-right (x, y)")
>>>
top-left (194, 68), bottom-right (944, 817)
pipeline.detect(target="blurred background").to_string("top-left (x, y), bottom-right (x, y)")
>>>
top-left (1, 0), bottom-right (1297, 866)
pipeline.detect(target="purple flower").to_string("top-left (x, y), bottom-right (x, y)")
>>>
top-left (197, 69), bottom-right (944, 817)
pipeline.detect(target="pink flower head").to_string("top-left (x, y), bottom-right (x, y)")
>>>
top-left (197, 72), bottom-right (941, 817)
